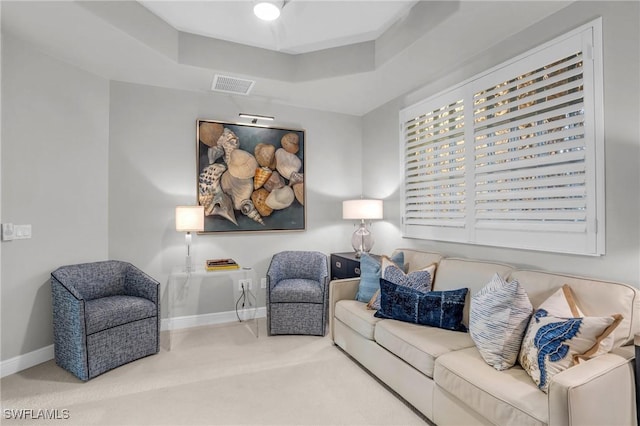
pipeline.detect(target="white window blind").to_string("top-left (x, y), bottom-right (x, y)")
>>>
top-left (400, 19), bottom-right (604, 255)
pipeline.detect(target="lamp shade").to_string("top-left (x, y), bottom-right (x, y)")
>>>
top-left (342, 199), bottom-right (383, 220)
top-left (175, 206), bottom-right (204, 232)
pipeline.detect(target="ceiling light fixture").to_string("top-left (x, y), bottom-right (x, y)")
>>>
top-left (253, 1), bottom-right (284, 21)
top-left (239, 113), bottom-right (275, 124)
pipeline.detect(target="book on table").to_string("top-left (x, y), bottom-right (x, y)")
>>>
top-left (206, 258), bottom-right (240, 271)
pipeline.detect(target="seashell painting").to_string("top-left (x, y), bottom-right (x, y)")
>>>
top-left (251, 188), bottom-right (273, 217)
top-left (288, 171), bottom-right (303, 186)
top-left (281, 132), bottom-right (300, 154)
top-left (266, 186), bottom-right (295, 210)
top-left (228, 150), bottom-right (258, 180)
top-left (198, 163), bottom-right (237, 225)
top-left (275, 148), bottom-right (301, 180)
top-left (208, 146), bottom-right (224, 164)
top-left (199, 122), bottom-right (224, 147)
top-left (196, 120), bottom-right (305, 232)
top-left (254, 167), bottom-right (272, 190)
top-left (240, 199), bottom-right (264, 225)
top-left (218, 128), bottom-right (240, 165)
top-left (255, 143), bottom-right (276, 169)
top-left (293, 183), bottom-right (304, 206)
top-left (263, 171), bottom-right (285, 192)
top-left (221, 171), bottom-right (253, 210)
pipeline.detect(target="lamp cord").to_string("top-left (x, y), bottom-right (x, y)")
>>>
top-left (235, 283), bottom-right (247, 322)
top-left (235, 281), bottom-right (257, 322)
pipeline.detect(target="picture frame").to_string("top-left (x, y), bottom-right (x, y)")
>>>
top-left (196, 119), bottom-right (305, 233)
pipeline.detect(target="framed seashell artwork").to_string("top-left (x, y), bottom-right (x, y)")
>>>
top-left (196, 119), bottom-right (305, 233)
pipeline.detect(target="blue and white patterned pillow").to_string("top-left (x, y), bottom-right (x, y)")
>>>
top-left (469, 273), bottom-right (532, 370)
top-left (355, 252), bottom-right (404, 303)
top-left (519, 309), bottom-right (622, 393)
top-left (538, 285), bottom-right (615, 357)
top-left (367, 259), bottom-right (435, 310)
top-left (374, 278), bottom-right (467, 332)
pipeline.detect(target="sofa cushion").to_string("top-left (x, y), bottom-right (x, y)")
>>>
top-left (334, 300), bottom-right (382, 340)
top-left (374, 279), bottom-right (468, 332)
top-left (375, 319), bottom-right (474, 378)
top-left (518, 309), bottom-right (622, 392)
top-left (470, 273), bottom-right (533, 370)
top-left (85, 295), bottom-right (157, 335)
top-left (355, 252), bottom-right (404, 303)
top-left (435, 347), bottom-right (548, 426)
top-left (394, 249), bottom-right (442, 274)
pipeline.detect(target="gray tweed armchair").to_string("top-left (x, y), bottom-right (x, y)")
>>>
top-left (51, 260), bottom-right (160, 380)
top-left (266, 251), bottom-right (329, 336)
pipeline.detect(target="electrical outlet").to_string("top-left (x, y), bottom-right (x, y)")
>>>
top-left (261, 278), bottom-right (267, 289)
top-left (238, 279), bottom-right (253, 291)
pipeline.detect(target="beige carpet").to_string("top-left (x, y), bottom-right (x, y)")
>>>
top-left (1, 320), bottom-right (428, 425)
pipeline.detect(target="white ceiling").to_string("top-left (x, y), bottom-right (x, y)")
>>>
top-left (139, 0), bottom-right (419, 54)
top-left (1, 1), bottom-right (574, 116)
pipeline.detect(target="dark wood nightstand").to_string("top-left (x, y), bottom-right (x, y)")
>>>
top-left (330, 252), bottom-right (380, 280)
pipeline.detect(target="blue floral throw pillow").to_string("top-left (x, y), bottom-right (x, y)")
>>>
top-left (355, 252), bottom-right (404, 303)
top-left (374, 278), bottom-right (468, 332)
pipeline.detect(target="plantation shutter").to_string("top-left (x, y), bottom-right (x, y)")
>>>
top-left (400, 20), bottom-right (604, 255)
top-left (401, 89), bottom-right (469, 242)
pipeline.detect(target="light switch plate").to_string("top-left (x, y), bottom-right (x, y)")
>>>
top-left (14, 224), bottom-right (32, 239)
top-left (2, 223), bottom-right (15, 241)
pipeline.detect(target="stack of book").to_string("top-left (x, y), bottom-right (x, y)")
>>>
top-left (206, 258), bottom-right (240, 271)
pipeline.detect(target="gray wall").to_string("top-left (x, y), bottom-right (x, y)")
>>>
top-left (363, 1), bottom-right (640, 287)
top-left (108, 82), bottom-right (363, 314)
top-left (1, 35), bottom-right (110, 360)
top-left (0, 36), bottom-right (362, 361)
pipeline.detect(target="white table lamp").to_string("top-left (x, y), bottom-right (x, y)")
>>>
top-left (342, 199), bottom-right (383, 258)
top-left (175, 206), bottom-right (205, 272)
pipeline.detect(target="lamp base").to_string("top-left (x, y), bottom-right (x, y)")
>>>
top-left (184, 255), bottom-right (194, 273)
top-left (351, 221), bottom-right (374, 258)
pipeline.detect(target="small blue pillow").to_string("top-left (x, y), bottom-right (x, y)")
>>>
top-left (355, 252), bottom-right (404, 303)
top-left (374, 278), bottom-right (468, 332)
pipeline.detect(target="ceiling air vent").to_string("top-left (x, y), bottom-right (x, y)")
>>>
top-left (211, 74), bottom-right (255, 95)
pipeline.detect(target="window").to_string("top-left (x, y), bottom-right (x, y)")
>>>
top-left (400, 19), bottom-right (604, 255)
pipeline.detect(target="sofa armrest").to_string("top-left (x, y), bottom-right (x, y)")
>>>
top-left (548, 346), bottom-right (636, 426)
top-left (636, 334), bottom-right (640, 426)
top-left (329, 278), bottom-right (360, 340)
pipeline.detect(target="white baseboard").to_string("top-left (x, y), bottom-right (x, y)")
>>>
top-left (161, 307), bottom-right (266, 331)
top-left (1, 344), bottom-right (54, 378)
top-left (1, 308), bottom-right (267, 378)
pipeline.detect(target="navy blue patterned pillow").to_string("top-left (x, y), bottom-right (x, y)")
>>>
top-left (374, 278), bottom-right (468, 332)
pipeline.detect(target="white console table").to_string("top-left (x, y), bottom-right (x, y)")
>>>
top-left (166, 266), bottom-right (258, 349)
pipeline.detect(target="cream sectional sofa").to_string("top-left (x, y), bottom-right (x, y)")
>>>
top-left (329, 249), bottom-right (639, 426)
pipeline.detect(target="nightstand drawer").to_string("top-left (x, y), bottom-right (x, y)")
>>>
top-left (330, 252), bottom-right (364, 280)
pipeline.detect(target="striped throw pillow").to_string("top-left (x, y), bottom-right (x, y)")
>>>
top-left (470, 273), bottom-right (533, 370)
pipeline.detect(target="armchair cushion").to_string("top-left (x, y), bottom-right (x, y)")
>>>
top-left (85, 295), bottom-right (157, 335)
top-left (270, 279), bottom-right (324, 304)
